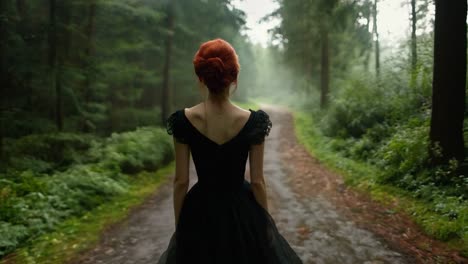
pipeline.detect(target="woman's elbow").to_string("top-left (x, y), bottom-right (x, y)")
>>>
top-left (250, 178), bottom-right (266, 188)
top-left (173, 175), bottom-right (189, 187)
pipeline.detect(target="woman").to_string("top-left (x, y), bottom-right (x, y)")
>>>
top-left (158, 38), bottom-right (303, 264)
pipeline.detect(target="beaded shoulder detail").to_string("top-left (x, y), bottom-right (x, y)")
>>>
top-left (248, 109), bottom-right (272, 145)
top-left (166, 110), bottom-right (189, 144)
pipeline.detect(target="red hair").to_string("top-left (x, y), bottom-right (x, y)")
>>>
top-left (193, 38), bottom-right (240, 94)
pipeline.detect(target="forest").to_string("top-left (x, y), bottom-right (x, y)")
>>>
top-left (0, 0), bottom-right (467, 263)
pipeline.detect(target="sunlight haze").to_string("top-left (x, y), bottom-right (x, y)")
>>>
top-left (232, 0), bottom-right (429, 47)
top-left (231, 0), bottom-right (280, 47)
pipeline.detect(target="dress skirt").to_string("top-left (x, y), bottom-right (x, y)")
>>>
top-left (157, 180), bottom-right (303, 264)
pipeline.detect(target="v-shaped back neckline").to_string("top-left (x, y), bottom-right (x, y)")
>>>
top-left (182, 108), bottom-right (254, 147)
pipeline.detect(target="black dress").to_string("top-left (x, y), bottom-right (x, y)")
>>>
top-left (158, 108), bottom-right (303, 264)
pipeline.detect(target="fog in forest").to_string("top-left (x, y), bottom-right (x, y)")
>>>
top-left (1, 0), bottom-right (467, 262)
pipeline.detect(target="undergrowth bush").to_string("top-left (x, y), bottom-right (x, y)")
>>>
top-left (298, 110), bottom-right (468, 248)
top-left (306, 63), bottom-right (468, 248)
top-left (0, 126), bottom-right (173, 258)
top-left (321, 78), bottom-right (391, 138)
top-left (321, 69), bottom-right (431, 140)
top-left (90, 127), bottom-right (174, 174)
top-left (1, 133), bottom-right (97, 173)
top-left (373, 117), bottom-right (430, 184)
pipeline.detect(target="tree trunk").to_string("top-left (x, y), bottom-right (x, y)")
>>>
top-left (364, 8), bottom-right (371, 72)
top-left (410, 0), bottom-right (418, 87)
top-left (82, 0), bottom-right (97, 132)
top-left (56, 64), bottom-right (63, 131)
top-left (16, 0), bottom-right (33, 113)
top-left (48, 0), bottom-right (62, 131)
top-left (411, 0), bottom-right (418, 70)
top-left (320, 27), bottom-right (330, 109)
top-left (48, 0), bottom-right (64, 131)
top-left (0, 0), bottom-right (5, 159)
top-left (373, 0), bottom-right (380, 76)
top-left (161, 0), bottom-right (175, 124)
top-left (429, 0), bottom-right (467, 165)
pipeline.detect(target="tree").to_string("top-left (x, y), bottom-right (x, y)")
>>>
top-left (48, 0), bottom-right (63, 131)
top-left (161, 0), bottom-right (175, 125)
top-left (409, 0), bottom-right (432, 88)
top-left (410, 0), bottom-right (417, 72)
top-left (1, 0), bottom-right (247, 137)
top-left (320, 26), bottom-right (330, 108)
top-left (82, 0), bottom-right (97, 132)
top-left (0, 0), bottom-right (6, 158)
top-left (271, 0), bottom-right (372, 108)
top-left (429, 0), bottom-right (467, 165)
top-left (362, 0), bottom-right (373, 71)
top-left (318, 0), bottom-right (338, 108)
top-left (372, 0), bottom-right (380, 77)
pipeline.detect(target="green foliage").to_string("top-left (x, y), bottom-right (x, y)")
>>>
top-left (321, 78), bottom-right (392, 138)
top-left (0, 223), bottom-right (29, 257)
top-left (1, 0), bottom-right (250, 136)
top-left (2, 133), bottom-right (97, 173)
top-left (373, 118), bottom-right (430, 184)
top-left (4, 166), bottom-right (174, 264)
top-left (90, 127), bottom-right (173, 174)
top-left (294, 110), bottom-right (468, 252)
top-left (0, 0), bottom-right (249, 259)
top-left (0, 127), bottom-right (173, 258)
top-left (321, 68), bottom-right (431, 139)
top-left (298, 53), bottom-right (468, 248)
top-left (269, 0), bottom-right (467, 255)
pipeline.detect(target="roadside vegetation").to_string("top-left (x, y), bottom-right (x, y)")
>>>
top-left (0, 128), bottom-right (174, 262)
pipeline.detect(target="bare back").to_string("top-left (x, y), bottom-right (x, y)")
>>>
top-left (184, 102), bottom-right (251, 146)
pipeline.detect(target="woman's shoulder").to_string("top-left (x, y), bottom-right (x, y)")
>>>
top-left (231, 105), bottom-right (253, 125)
top-left (168, 103), bottom-right (204, 125)
top-left (245, 108), bottom-right (272, 145)
top-left (166, 108), bottom-right (190, 144)
top-left (185, 103), bottom-right (251, 126)
top-left (232, 103), bottom-right (252, 115)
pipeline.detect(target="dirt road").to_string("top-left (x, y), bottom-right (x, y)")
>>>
top-left (72, 105), bottom-right (465, 264)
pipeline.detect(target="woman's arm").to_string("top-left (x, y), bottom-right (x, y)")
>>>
top-left (249, 142), bottom-right (269, 212)
top-left (173, 138), bottom-right (190, 227)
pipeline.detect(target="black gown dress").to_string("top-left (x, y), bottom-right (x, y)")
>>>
top-left (158, 108), bottom-right (303, 264)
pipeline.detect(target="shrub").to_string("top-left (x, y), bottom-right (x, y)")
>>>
top-left (90, 127), bottom-right (173, 174)
top-left (0, 222), bottom-right (29, 256)
top-left (321, 78), bottom-right (392, 138)
top-left (2, 133), bottom-right (97, 173)
top-left (373, 117), bottom-right (430, 184)
top-left (0, 126), bottom-right (174, 258)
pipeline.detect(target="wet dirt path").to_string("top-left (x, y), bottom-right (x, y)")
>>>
top-left (257, 104), bottom-right (409, 264)
top-left (72, 104), bottom-right (464, 264)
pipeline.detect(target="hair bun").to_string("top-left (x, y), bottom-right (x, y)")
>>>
top-left (193, 38), bottom-right (240, 94)
top-left (205, 57), bottom-right (225, 74)
top-left (194, 57), bottom-right (227, 93)
top-left (197, 57), bottom-right (225, 77)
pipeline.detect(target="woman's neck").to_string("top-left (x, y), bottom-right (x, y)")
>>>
top-left (205, 92), bottom-right (232, 112)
